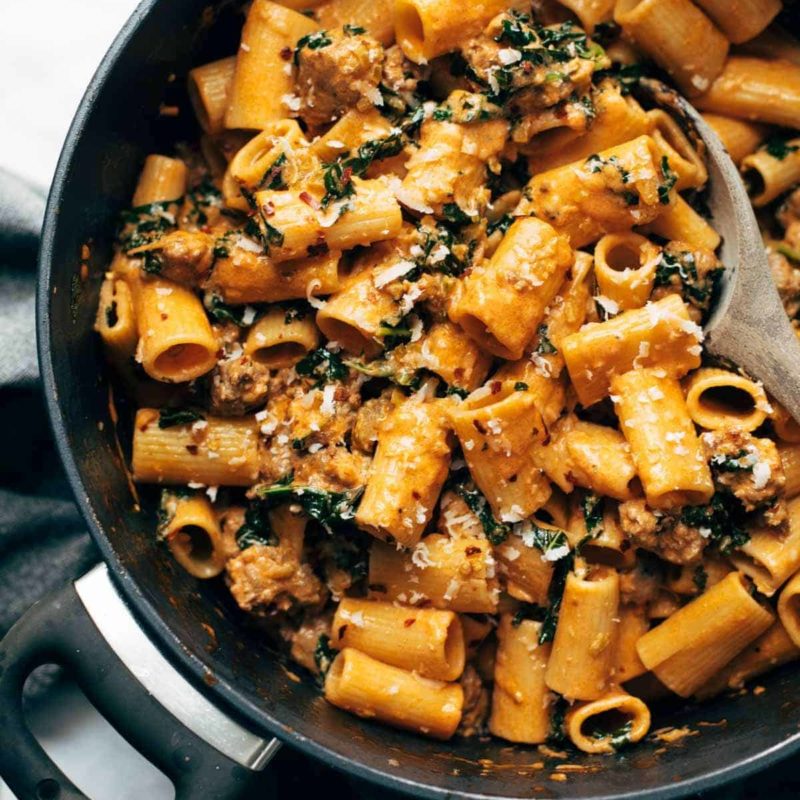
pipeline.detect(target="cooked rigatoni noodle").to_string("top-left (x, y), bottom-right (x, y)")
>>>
top-left (611, 369), bottom-right (714, 510)
top-left (683, 367), bottom-right (769, 431)
top-left (132, 409), bottom-right (260, 486)
top-left (701, 113), bottom-right (768, 165)
top-left (206, 244), bottom-right (340, 305)
top-left (255, 177), bottom-right (403, 262)
top-left (315, 248), bottom-right (404, 357)
top-left (695, 620), bottom-right (800, 700)
top-left (563, 422), bottom-right (638, 501)
top-left (449, 218), bottom-right (573, 360)
top-left (777, 571), bottom-right (800, 650)
top-left (489, 615), bottom-right (553, 744)
top-left (636, 572), bottom-right (774, 697)
top-left (731, 499), bottom-right (800, 596)
top-left (160, 493), bottom-right (228, 578)
top-left (524, 83), bottom-right (651, 174)
top-left (565, 691), bottom-right (651, 754)
top-left (639, 194), bottom-right (721, 252)
top-left (132, 155), bottom-right (187, 206)
top-left (94, 277), bottom-right (138, 366)
top-left (773, 402), bottom-right (800, 445)
top-left (561, 294), bottom-right (703, 407)
top-left (368, 534), bottom-right (499, 613)
top-left (741, 139), bottom-right (800, 207)
top-left (666, 557), bottom-right (731, 596)
top-left (324, 648), bottom-right (463, 740)
top-left (394, 0), bottom-right (515, 63)
top-left (460, 614), bottom-right (493, 655)
top-left (566, 500), bottom-right (636, 569)
top-left (330, 598), bottom-right (466, 681)
top-left (593, 232), bottom-right (660, 311)
top-left (780, 444), bottom-right (800, 499)
top-left (646, 109), bottom-right (708, 190)
top-left (355, 399), bottom-right (452, 546)
top-left (545, 566), bottom-right (619, 700)
top-left (224, 0), bottom-right (318, 130)
top-left (135, 278), bottom-right (218, 383)
top-left (614, 604), bottom-right (648, 683)
top-left (308, 108), bottom-right (394, 163)
top-left (222, 121), bottom-right (310, 211)
top-left (493, 361), bottom-right (567, 427)
top-left (555, 0), bottom-right (614, 32)
top-left (400, 115), bottom-right (508, 216)
top-left (692, 0), bottom-right (781, 44)
top-left (613, 0), bottom-right (728, 97)
top-left (694, 57), bottom-right (800, 130)
top-left (243, 307), bottom-right (320, 368)
top-left (187, 56), bottom-right (237, 135)
top-left (516, 135), bottom-right (673, 248)
top-left (449, 382), bottom-right (550, 521)
top-left (494, 525), bottom-right (558, 605)
top-left (403, 320), bottom-right (493, 391)
top-left (316, 0), bottom-right (396, 45)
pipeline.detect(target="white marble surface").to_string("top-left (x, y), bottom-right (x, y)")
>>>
top-left (1, 1), bottom-right (173, 797)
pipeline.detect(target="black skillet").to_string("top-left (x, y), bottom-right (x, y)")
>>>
top-left (2, 0), bottom-right (800, 798)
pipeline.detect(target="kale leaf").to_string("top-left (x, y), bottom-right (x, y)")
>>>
top-left (158, 408), bottom-right (205, 429)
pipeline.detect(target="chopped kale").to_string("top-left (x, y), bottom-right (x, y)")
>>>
top-left (259, 152), bottom-right (288, 190)
top-left (142, 251), bottom-right (163, 275)
top-left (535, 324), bottom-right (557, 355)
top-left (376, 318), bottom-right (413, 350)
top-left (432, 106), bottom-right (453, 121)
top-left (441, 203), bottom-right (472, 226)
top-left (595, 62), bottom-right (645, 95)
top-left (514, 381), bottom-right (529, 391)
top-left (539, 551), bottom-right (574, 644)
top-left (296, 347), bottom-right (348, 385)
top-left (254, 480), bottom-right (364, 532)
top-left (314, 634), bottom-right (335, 676)
top-left (521, 522), bottom-right (570, 561)
top-left (653, 248), bottom-right (722, 311)
top-left (487, 213), bottom-right (515, 237)
top-left (548, 695), bottom-right (569, 742)
top-left (511, 602), bottom-right (546, 627)
top-left (449, 477), bottom-right (510, 545)
top-left (693, 564), bottom-right (708, 593)
top-left (593, 720), bottom-right (633, 751)
top-left (236, 501), bottom-right (278, 549)
top-left (710, 449), bottom-right (755, 472)
top-left (321, 161), bottom-right (356, 207)
top-left (185, 177), bottom-right (222, 226)
top-left (118, 199), bottom-right (179, 251)
top-left (344, 357), bottom-right (420, 388)
top-left (158, 408), bottom-right (205, 429)
top-left (496, 13), bottom-right (536, 47)
top-left (294, 30), bottom-right (333, 65)
top-left (342, 23), bottom-right (366, 35)
top-left (445, 385), bottom-right (469, 399)
top-left (680, 493), bottom-right (750, 554)
top-left (658, 155), bottom-right (677, 204)
top-left (582, 492), bottom-right (604, 535)
top-left (764, 136), bottom-right (799, 161)
top-left (777, 243), bottom-right (800, 264)
top-left (283, 303), bottom-right (308, 324)
top-left (205, 293), bottom-right (246, 326)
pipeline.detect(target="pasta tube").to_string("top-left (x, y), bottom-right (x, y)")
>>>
top-left (488, 615), bottom-right (553, 744)
top-left (545, 567), bottom-right (620, 700)
top-left (692, 0), bottom-right (781, 44)
top-left (611, 369), bottom-right (714, 510)
top-left (701, 113), bottom-right (768, 165)
top-left (647, 109), bottom-right (708, 191)
top-left (160, 493), bottom-right (228, 579)
top-left (368, 534), bottom-right (499, 613)
top-left (639, 194), bottom-right (721, 252)
top-left (565, 691), bottom-right (651, 754)
top-left (561, 294), bottom-right (703, 407)
top-left (243, 306), bottom-right (320, 368)
top-left (330, 598), bottom-right (466, 681)
top-left (614, 0), bottom-right (728, 96)
top-left (683, 367), bottom-right (769, 432)
top-left (325, 648), bottom-right (464, 740)
top-left (741, 139), bottom-right (800, 207)
top-left (516, 135), bottom-right (675, 248)
top-left (94, 277), bottom-right (138, 366)
top-left (694, 57), bottom-right (800, 130)
top-left (224, 0), bottom-right (319, 130)
top-left (132, 155), bottom-right (187, 206)
top-left (594, 232), bottom-right (660, 312)
top-left (135, 278), bottom-right (218, 383)
top-left (355, 399), bottom-right (452, 547)
top-left (132, 408), bottom-right (259, 486)
top-left (316, 0), bottom-right (396, 45)
top-left (636, 572), bottom-right (774, 697)
top-left (449, 382), bottom-right (550, 522)
top-left (187, 56), bottom-right (237, 134)
top-left (614, 604), bottom-right (648, 683)
top-left (449, 218), bottom-right (573, 360)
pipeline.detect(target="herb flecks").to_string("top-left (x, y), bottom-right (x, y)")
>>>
top-left (158, 408), bottom-right (205, 428)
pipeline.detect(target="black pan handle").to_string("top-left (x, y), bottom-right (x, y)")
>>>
top-left (0, 565), bottom-right (279, 800)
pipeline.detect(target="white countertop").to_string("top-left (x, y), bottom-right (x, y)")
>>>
top-left (1, 2), bottom-right (174, 797)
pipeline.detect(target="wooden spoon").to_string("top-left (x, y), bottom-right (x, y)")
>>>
top-left (645, 81), bottom-right (800, 422)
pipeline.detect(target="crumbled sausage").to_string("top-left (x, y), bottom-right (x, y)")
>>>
top-left (140, 230), bottom-right (215, 287)
top-left (288, 611), bottom-right (333, 674)
top-left (457, 664), bottom-right (490, 737)
top-left (295, 30), bottom-right (384, 128)
top-left (618, 498), bottom-right (707, 565)
top-left (381, 44), bottom-right (428, 99)
top-left (209, 354), bottom-right (271, 416)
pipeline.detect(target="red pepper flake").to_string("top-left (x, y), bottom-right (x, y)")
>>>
top-left (465, 546), bottom-right (482, 556)
top-left (186, 444), bottom-right (199, 455)
top-left (473, 419), bottom-right (487, 434)
top-left (160, 313), bottom-right (168, 321)
top-left (404, 618), bottom-right (416, 628)
top-left (338, 624), bottom-right (348, 639)
top-left (491, 380), bottom-right (502, 394)
top-left (280, 46), bottom-right (292, 61)
top-left (262, 200), bottom-right (275, 217)
top-left (299, 191), bottom-right (320, 210)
